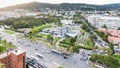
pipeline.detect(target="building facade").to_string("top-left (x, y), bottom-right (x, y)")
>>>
top-left (0, 49), bottom-right (26, 68)
top-left (88, 15), bottom-right (120, 29)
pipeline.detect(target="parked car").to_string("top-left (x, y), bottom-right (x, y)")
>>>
top-left (26, 57), bottom-right (47, 68)
top-left (36, 53), bottom-right (44, 58)
top-left (52, 49), bottom-right (62, 55)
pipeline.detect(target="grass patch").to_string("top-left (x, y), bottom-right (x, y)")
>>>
top-left (112, 55), bottom-right (120, 61)
top-left (86, 39), bottom-right (94, 48)
top-left (53, 37), bottom-right (60, 45)
top-left (3, 30), bottom-right (16, 34)
top-left (58, 43), bottom-right (68, 48)
top-left (79, 39), bottom-right (94, 50)
top-left (0, 40), bottom-right (16, 53)
top-left (32, 24), bottom-right (51, 35)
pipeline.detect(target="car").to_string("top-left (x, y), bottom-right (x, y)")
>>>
top-left (46, 50), bottom-right (50, 53)
top-left (63, 56), bottom-right (67, 59)
top-left (33, 63), bottom-right (40, 68)
top-left (36, 53), bottom-right (44, 58)
top-left (26, 58), bottom-right (30, 64)
top-left (41, 50), bottom-right (44, 53)
top-left (35, 49), bottom-right (38, 50)
top-left (28, 45), bottom-right (30, 46)
top-left (29, 58), bottom-right (38, 65)
top-left (26, 57), bottom-right (43, 68)
top-left (30, 60), bottom-right (36, 65)
top-left (52, 49), bottom-right (62, 54)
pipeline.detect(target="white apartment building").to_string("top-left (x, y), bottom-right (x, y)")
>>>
top-left (25, 12), bottom-right (40, 16)
top-left (61, 20), bottom-right (73, 25)
top-left (0, 11), bottom-right (20, 21)
top-left (88, 15), bottom-right (120, 29)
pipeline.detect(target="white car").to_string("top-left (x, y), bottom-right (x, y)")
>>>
top-left (35, 53), bottom-right (44, 58)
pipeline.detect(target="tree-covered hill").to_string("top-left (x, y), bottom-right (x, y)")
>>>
top-left (0, 2), bottom-right (120, 11)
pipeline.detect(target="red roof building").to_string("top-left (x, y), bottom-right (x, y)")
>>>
top-left (98, 28), bottom-right (120, 44)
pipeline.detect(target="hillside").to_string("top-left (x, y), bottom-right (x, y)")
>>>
top-left (0, 2), bottom-right (120, 11)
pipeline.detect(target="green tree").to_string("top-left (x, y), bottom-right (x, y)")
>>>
top-left (89, 54), bottom-right (97, 62)
top-left (69, 46), bottom-right (74, 52)
top-left (0, 46), bottom-right (5, 52)
top-left (109, 43), bottom-right (115, 54)
top-left (64, 38), bottom-right (71, 44)
top-left (102, 24), bottom-right (107, 29)
top-left (91, 34), bottom-right (97, 39)
top-left (9, 42), bottom-right (12, 49)
top-left (47, 35), bottom-right (53, 41)
top-left (117, 27), bottom-right (120, 30)
top-left (93, 46), bottom-right (98, 52)
top-left (70, 38), bottom-right (76, 45)
top-left (58, 66), bottom-right (64, 68)
top-left (101, 46), bottom-right (106, 53)
top-left (107, 48), bottom-right (113, 55)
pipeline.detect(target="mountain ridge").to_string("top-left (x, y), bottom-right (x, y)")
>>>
top-left (0, 2), bottom-right (120, 11)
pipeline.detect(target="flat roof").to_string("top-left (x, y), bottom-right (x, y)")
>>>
top-left (0, 49), bottom-right (25, 59)
top-left (11, 49), bottom-right (25, 55)
top-left (66, 32), bottom-right (78, 37)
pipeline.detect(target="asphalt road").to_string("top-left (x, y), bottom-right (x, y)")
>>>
top-left (0, 28), bottom-right (90, 68)
top-left (81, 19), bottom-right (109, 48)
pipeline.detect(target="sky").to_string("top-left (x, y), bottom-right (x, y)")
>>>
top-left (0, 0), bottom-right (120, 8)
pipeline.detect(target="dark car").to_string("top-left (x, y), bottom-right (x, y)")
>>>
top-left (63, 56), bottom-right (67, 59)
top-left (33, 63), bottom-right (40, 68)
top-left (26, 58), bottom-right (32, 64)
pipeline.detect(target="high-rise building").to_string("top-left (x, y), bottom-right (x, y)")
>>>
top-left (0, 49), bottom-right (26, 68)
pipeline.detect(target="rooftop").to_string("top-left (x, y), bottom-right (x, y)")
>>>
top-left (66, 32), bottom-right (78, 37)
top-left (98, 28), bottom-right (120, 37)
top-left (0, 49), bottom-right (25, 59)
top-left (11, 49), bottom-right (25, 55)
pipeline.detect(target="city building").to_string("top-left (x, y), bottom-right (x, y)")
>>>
top-left (98, 28), bottom-right (120, 44)
top-left (61, 20), bottom-right (73, 25)
top-left (42, 26), bottom-right (69, 38)
top-left (0, 49), bottom-right (26, 68)
top-left (88, 15), bottom-right (120, 29)
top-left (42, 25), bottom-right (78, 38)
top-left (25, 12), bottom-right (40, 16)
top-left (0, 11), bottom-right (20, 21)
top-left (114, 45), bottom-right (120, 54)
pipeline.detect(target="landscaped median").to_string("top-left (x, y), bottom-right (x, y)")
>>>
top-left (31, 24), bottom-right (51, 35)
top-left (58, 37), bottom-right (80, 53)
top-left (53, 37), bottom-right (60, 45)
top-left (79, 39), bottom-right (94, 50)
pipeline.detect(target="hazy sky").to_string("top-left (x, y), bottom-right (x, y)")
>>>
top-left (0, 0), bottom-right (120, 8)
